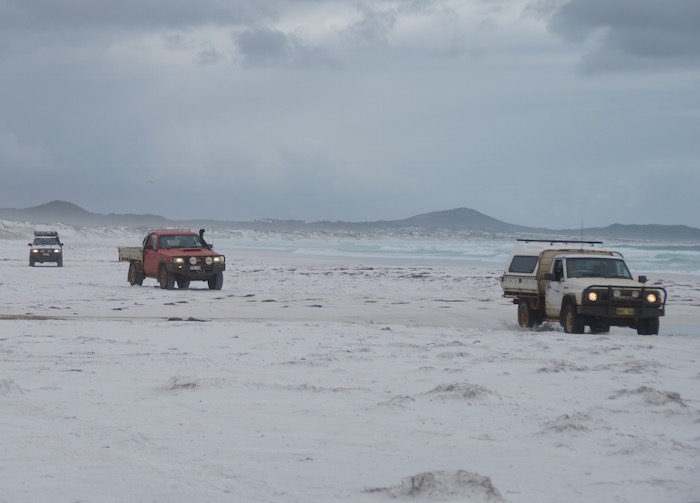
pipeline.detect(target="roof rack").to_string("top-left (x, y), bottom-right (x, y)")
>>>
top-left (516, 239), bottom-right (603, 246)
top-left (146, 228), bottom-right (195, 234)
top-left (34, 231), bottom-right (59, 237)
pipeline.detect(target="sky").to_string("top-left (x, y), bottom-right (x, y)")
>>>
top-left (0, 0), bottom-right (699, 229)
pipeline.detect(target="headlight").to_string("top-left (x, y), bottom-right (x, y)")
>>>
top-left (54, 249), bottom-right (61, 253)
top-left (32, 249), bottom-right (39, 254)
top-left (205, 257), bottom-right (213, 265)
top-left (587, 291), bottom-right (598, 302)
top-left (646, 293), bottom-right (657, 303)
top-left (173, 257), bottom-right (185, 264)
top-left (189, 257), bottom-right (198, 265)
top-left (213, 256), bottom-right (224, 264)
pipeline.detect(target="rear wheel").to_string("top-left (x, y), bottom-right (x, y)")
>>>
top-left (159, 266), bottom-right (175, 290)
top-left (563, 305), bottom-right (585, 334)
top-left (128, 262), bottom-right (144, 286)
top-left (518, 302), bottom-right (535, 328)
top-left (208, 272), bottom-right (223, 290)
top-left (637, 317), bottom-right (660, 336)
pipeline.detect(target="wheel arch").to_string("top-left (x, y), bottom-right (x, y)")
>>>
top-left (559, 294), bottom-right (578, 323)
top-left (560, 294), bottom-right (578, 310)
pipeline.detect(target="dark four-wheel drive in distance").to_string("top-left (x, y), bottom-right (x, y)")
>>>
top-left (118, 229), bottom-right (225, 290)
top-left (500, 239), bottom-right (666, 335)
top-left (29, 231), bottom-right (64, 267)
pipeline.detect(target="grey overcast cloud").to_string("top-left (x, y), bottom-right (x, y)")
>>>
top-left (1, 0), bottom-right (699, 228)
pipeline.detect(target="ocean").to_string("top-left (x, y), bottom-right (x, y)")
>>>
top-left (4, 220), bottom-right (699, 275)
top-left (212, 234), bottom-right (700, 276)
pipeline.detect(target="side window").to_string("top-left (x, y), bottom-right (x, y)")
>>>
top-left (553, 259), bottom-right (563, 281)
top-left (508, 255), bottom-right (538, 273)
top-left (144, 235), bottom-right (156, 250)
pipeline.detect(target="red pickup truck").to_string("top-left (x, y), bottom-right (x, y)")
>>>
top-left (118, 229), bottom-right (225, 290)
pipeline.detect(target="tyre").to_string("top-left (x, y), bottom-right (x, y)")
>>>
top-left (29, 257), bottom-right (35, 267)
top-left (177, 278), bottom-right (190, 289)
top-left (518, 302), bottom-right (535, 328)
top-left (159, 266), bottom-right (175, 290)
top-left (590, 321), bottom-right (610, 334)
top-left (563, 305), bottom-right (584, 334)
top-left (57, 257), bottom-right (63, 267)
top-left (637, 317), bottom-right (660, 336)
top-left (128, 262), bottom-right (143, 286)
top-left (208, 272), bottom-right (223, 290)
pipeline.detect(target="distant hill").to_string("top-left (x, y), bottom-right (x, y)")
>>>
top-left (1, 200), bottom-right (700, 242)
top-left (562, 223), bottom-right (700, 242)
top-left (385, 208), bottom-right (539, 233)
top-left (0, 200), bottom-right (170, 228)
top-left (300, 207), bottom-right (539, 234)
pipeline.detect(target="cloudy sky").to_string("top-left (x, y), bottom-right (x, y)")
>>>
top-left (1, 0), bottom-right (699, 228)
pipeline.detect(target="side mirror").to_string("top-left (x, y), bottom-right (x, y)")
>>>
top-left (28, 243), bottom-right (32, 246)
top-left (638, 275), bottom-right (647, 284)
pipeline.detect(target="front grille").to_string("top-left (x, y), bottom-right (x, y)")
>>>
top-left (584, 286), bottom-right (663, 307)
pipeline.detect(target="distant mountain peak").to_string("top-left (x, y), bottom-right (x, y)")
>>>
top-left (0, 200), bottom-right (113, 226)
top-left (33, 200), bottom-right (91, 214)
top-left (394, 207), bottom-right (526, 232)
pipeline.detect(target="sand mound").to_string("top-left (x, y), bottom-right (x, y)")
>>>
top-left (366, 470), bottom-right (505, 502)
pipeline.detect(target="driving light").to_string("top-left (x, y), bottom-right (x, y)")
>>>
top-left (205, 257), bottom-right (213, 265)
top-left (189, 257), bottom-right (198, 265)
top-left (646, 293), bottom-right (657, 303)
top-left (587, 291), bottom-right (598, 302)
top-left (631, 290), bottom-right (640, 299)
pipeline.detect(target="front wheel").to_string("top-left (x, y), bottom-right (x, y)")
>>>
top-left (177, 278), bottom-right (190, 289)
top-left (563, 305), bottom-right (585, 334)
top-left (637, 317), bottom-right (660, 336)
top-left (590, 321), bottom-right (610, 334)
top-left (208, 272), bottom-right (223, 290)
top-left (159, 266), bottom-right (175, 290)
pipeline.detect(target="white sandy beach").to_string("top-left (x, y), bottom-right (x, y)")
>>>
top-left (1, 233), bottom-right (699, 503)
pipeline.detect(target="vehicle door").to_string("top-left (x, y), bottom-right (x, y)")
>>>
top-left (545, 258), bottom-right (566, 318)
top-left (143, 234), bottom-right (160, 276)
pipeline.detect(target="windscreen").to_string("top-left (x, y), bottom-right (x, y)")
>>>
top-left (566, 257), bottom-right (633, 279)
top-left (33, 237), bottom-right (60, 246)
top-left (159, 235), bottom-right (203, 249)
